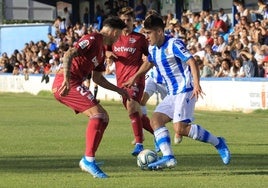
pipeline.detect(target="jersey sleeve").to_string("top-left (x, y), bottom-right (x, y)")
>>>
top-left (147, 53), bottom-right (154, 63)
top-left (147, 45), bottom-right (155, 64)
top-left (75, 34), bottom-right (105, 72)
top-left (172, 39), bottom-right (192, 63)
top-left (75, 35), bottom-right (96, 55)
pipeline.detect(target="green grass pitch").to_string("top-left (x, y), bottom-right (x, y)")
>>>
top-left (0, 92), bottom-right (267, 188)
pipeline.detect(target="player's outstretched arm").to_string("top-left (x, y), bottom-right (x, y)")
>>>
top-left (123, 60), bottom-right (153, 88)
top-left (187, 57), bottom-right (205, 100)
top-left (92, 70), bottom-right (130, 100)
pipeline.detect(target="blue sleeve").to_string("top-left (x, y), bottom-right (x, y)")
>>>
top-left (148, 53), bottom-right (153, 63)
top-left (172, 39), bottom-right (192, 63)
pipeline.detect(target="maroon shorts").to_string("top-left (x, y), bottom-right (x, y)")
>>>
top-left (122, 83), bottom-right (144, 108)
top-left (52, 74), bottom-right (98, 113)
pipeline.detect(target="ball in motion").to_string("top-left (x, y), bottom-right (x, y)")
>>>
top-left (137, 149), bottom-right (158, 170)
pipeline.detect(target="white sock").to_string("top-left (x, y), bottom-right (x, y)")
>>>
top-left (188, 124), bottom-right (219, 146)
top-left (85, 156), bottom-right (95, 162)
top-left (154, 126), bottom-right (174, 156)
top-left (141, 105), bottom-right (147, 115)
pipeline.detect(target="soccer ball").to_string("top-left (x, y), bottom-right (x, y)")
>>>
top-left (137, 149), bottom-right (158, 170)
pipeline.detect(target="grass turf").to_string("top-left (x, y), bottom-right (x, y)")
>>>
top-left (0, 92), bottom-right (267, 188)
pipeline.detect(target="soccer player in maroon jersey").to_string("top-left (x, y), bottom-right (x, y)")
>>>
top-left (106, 7), bottom-right (154, 156)
top-left (52, 17), bottom-right (129, 179)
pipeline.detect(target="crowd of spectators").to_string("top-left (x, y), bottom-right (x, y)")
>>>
top-left (163, 0), bottom-right (268, 78)
top-left (0, 0), bottom-right (268, 81)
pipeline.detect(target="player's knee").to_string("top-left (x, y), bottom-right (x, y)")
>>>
top-left (150, 118), bottom-right (161, 130)
top-left (91, 113), bottom-right (109, 123)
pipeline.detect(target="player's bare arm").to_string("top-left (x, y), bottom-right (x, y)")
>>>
top-left (105, 50), bottom-right (118, 60)
top-left (187, 57), bottom-right (205, 100)
top-left (123, 60), bottom-right (153, 88)
top-left (92, 70), bottom-right (130, 100)
top-left (59, 47), bottom-right (78, 96)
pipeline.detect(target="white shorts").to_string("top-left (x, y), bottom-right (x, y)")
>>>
top-left (154, 91), bottom-right (196, 123)
top-left (144, 77), bottom-right (167, 100)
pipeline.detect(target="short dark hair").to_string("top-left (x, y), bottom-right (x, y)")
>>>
top-left (144, 15), bottom-right (165, 30)
top-left (102, 16), bottom-right (126, 30)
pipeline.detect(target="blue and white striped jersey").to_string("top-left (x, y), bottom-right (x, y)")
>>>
top-left (148, 36), bottom-right (193, 95)
top-left (146, 66), bottom-right (165, 84)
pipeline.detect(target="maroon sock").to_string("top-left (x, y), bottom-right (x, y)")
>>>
top-left (129, 112), bottom-right (143, 143)
top-left (85, 118), bottom-right (104, 157)
top-left (141, 114), bottom-right (154, 134)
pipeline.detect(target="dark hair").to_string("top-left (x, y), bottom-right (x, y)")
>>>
top-left (144, 15), bottom-right (165, 30)
top-left (102, 16), bottom-right (126, 30)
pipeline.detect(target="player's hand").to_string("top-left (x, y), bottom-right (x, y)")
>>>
top-left (117, 88), bottom-right (130, 101)
top-left (105, 58), bottom-right (114, 65)
top-left (106, 51), bottom-right (118, 60)
top-left (142, 55), bottom-right (148, 62)
top-left (59, 80), bottom-right (70, 96)
top-left (191, 84), bottom-right (205, 100)
top-left (122, 77), bottom-right (136, 88)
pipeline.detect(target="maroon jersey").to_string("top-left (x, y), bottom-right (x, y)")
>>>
top-left (71, 32), bottom-right (106, 81)
top-left (52, 32), bottom-right (105, 113)
top-left (112, 32), bottom-right (148, 88)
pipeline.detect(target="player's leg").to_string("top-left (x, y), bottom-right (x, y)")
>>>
top-left (147, 96), bottom-right (177, 170)
top-left (140, 78), bottom-right (155, 134)
top-left (131, 81), bottom-right (154, 145)
top-left (148, 112), bottom-right (177, 169)
top-left (173, 126), bottom-right (183, 144)
top-left (140, 92), bottom-right (154, 134)
top-left (174, 92), bottom-right (231, 165)
top-left (123, 84), bottom-right (146, 156)
top-left (126, 99), bottom-right (144, 156)
top-left (53, 82), bottom-right (108, 178)
top-left (82, 105), bottom-right (109, 158)
top-left (140, 90), bottom-right (161, 152)
top-left (140, 91), bottom-right (150, 114)
top-left (80, 104), bottom-right (109, 178)
top-left (187, 122), bottom-right (231, 164)
top-left (157, 83), bottom-right (183, 145)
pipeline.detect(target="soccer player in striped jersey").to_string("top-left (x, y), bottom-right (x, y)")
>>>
top-left (139, 66), bottom-right (183, 146)
top-left (124, 14), bottom-right (231, 169)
